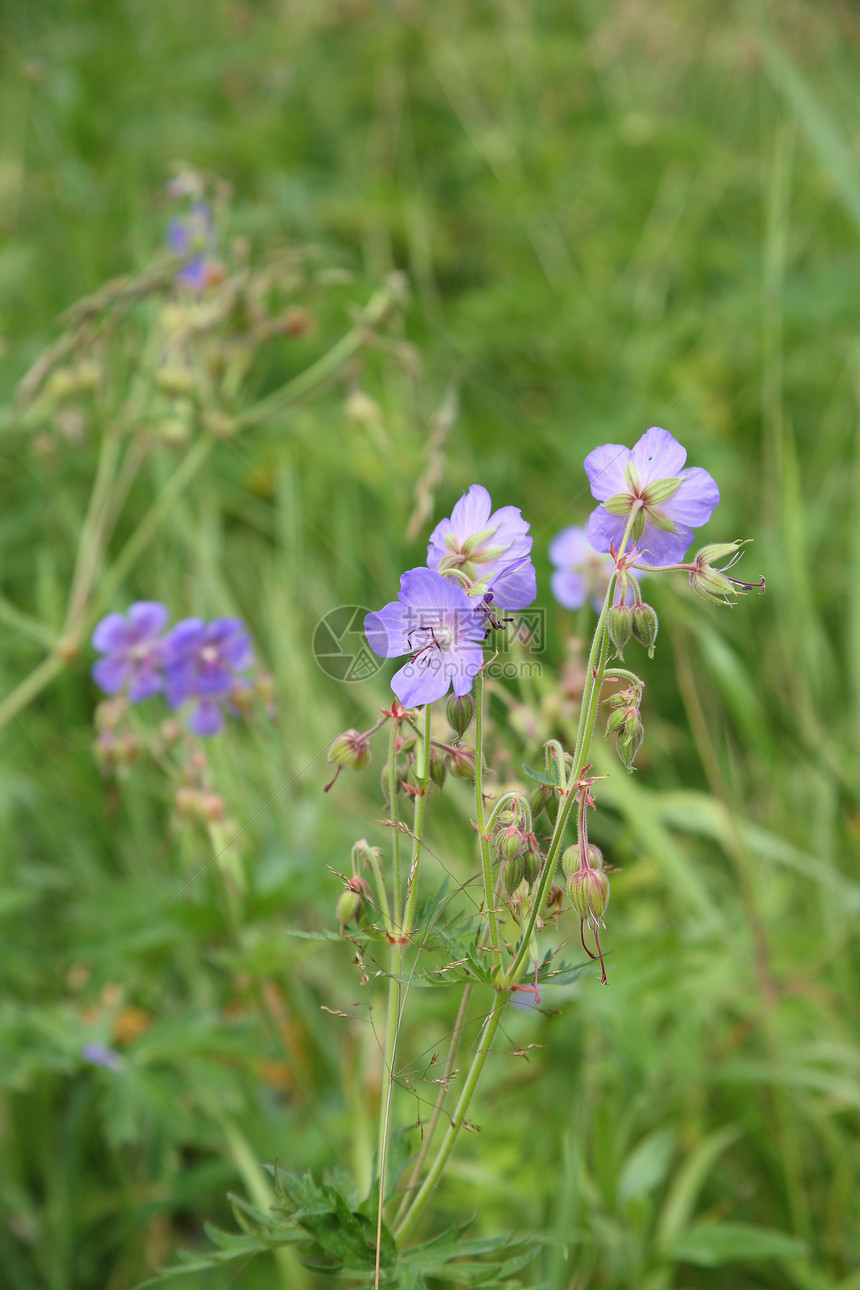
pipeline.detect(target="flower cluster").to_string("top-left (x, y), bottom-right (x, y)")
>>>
top-left (91, 602), bottom-right (254, 735)
top-left (365, 485), bottom-right (536, 707)
top-left (166, 201), bottom-right (222, 292)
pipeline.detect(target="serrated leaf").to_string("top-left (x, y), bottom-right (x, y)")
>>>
top-left (521, 761), bottom-right (561, 787)
top-left (664, 1222), bottom-right (808, 1267)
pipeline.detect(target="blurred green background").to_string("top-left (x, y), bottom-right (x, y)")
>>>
top-left (2, 1), bottom-right (859, 1287)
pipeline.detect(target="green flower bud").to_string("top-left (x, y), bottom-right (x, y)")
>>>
top-left (561, 845), bottom-right (579, 879)
top-left (498, 826), bottom-right (524, 862)
top-left (446, 693), bottom-right (476, 739)
top-left (430, 753), bottom-right (447, 788)
top-left (585, 843), bottom-right (604, 870)
top-left (607, 604), bottom-right (633, 653)
top-left (445, 744), bottom-right (476, 780)
top-left (606, 706), bottom-right (628, 734)
top-left (327, 729), bottom-right (371, 771)
top-left (503, 853), bottom-right (525, 894)
top-left (523, 848), bottom-right (542, 886)
top-left (631, 603), bottom-right (658, 657)
top-left (545, 792), bottom-right (560, 827)
top-left (528, 788), bottom-right (547, 821)
top-left (617, 720), bottom-right (644, 771)
top-left (567, 866), bottom-right (611, 923)
top-left (336, 885), bottom-right (363, 932)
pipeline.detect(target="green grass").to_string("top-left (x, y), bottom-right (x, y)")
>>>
top-left (1, 1), bottom-right (859, 1287)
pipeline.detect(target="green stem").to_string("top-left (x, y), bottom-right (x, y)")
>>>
top-left (401, 705), bottom-right (432, 940)
top-left (474, 671), bottom-right (501, 962)
top-left (387, 717), bottom-right (403, 919)
top-left (394, 989), bottom-right (508, 1242)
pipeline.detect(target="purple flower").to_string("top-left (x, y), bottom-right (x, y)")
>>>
top-left (91, 602), bottom-right (168, 701)
top-left (365, 568), bottom-right (486, 707)
top-left (82, 1042), bottom-right (125, 1072)
top-left (585, 427), bottom-right (720, 566)
top-left (427, 484), bottom-right (536, 610)
top-left (549, 527), bottom-right (640, 611)
top-left (167, 201), bottom-right (216, 290)
top-left (165, 617), bottom-right (253, 735)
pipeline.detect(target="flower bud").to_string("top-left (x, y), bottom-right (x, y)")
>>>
top-left (568, 866), bottom-right (611, 923)
top-left (445, 744), bottom-right (476, 780)
top-left (497, 826), bottom-right (524, 862)
top-left (430, 752), bottom-right (447, 789)
top-left (528, 788), bottom-right (547, 821)
top-left (503, 853), bottom-right (525, 894)
top-left (327, 729), bottom-right (371, 771)
top-left (607, 604), bottom-right (633, 653)
top-left (523, 848), bottom-right (542, 886)
top-left (561, 845), bottom-right (579, 879)
top-left (545, 793), bottom-right (560, 827)
top-left (606, 707), bottom-right (628, 734)
top-left (446, 693), bottom-right (476, 739)
top-left (585, 843), bottom-right (604, 870)
top-left (336, 885), bottom-right (363, 932)
top-left (631, 603), bottom-right (658, 657)
top-left (95, 696), bottom-right (127, 732)
top-left (617, 720), bottom-right (644, 771)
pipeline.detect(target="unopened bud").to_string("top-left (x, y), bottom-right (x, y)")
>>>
top-left (445, 744), bottom-right (476, 780)
top-left (561, 845), bottom-right (579, 879)
top-left (607, 604), bottom-right (633, 653)
top-left (352, 839), bottom-right (383, 871)
top-left (528, 788), bottom-right (547, 821)
top-left (327, 729), bottom-right (371, 771)
top-left (585, 843), bottom-right (604, 870)
top-left (545, 793), bottom-right (560, 827)
top-left (568, 866), bottom-right (611, 923)
top-left (174, 786), bottom-right (202, 817)
top-left (617, 720), bottom-right (644, 771)
top-left (523, 848), bottom-right (542, 886)
top-left (503, 854), bottom-right (525, 894)
top-left (95, 696), bottom-right (127, 732)
top-left (446, 693), bottom-right (476, 739)
top-left (498, 826), bottom-right (524, 862)
top-left (631, 603), bottom-right (658, 656)
top-left (430, 753), bottom-right (447, 788)
top-left (336, 885), bottom-right (363, 932)
top-left (199, 792), bottom-right (225, 823)
top-left (606, 707), bottom-right (628, 734)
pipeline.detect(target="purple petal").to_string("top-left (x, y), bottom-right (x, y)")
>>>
top-left (127, 601), bottom-right (169, 641)
top-left (584, 443), bottom-right (630, 502)
top-left (177, 257), bottom-right (207, 290)
top-left (208, 619), bottom-right (253, 668)
top-left (127, 664), bottom-right (164, 703)
top-left (636, 522), bottom-right (695, 566)
top-left (165, 666), bottom-right (196, 709)
top-left (488, 560), bottom-right (537, 611)
top-left (92, 656), bottom-right (129, 695)
top-left (449, 644), bottom-right (482, 697)
top-left (391, 655), bottom-right (452, 708)
top-left (586, 506), bottom-right (625, 554)
top-left (165, 619), bottom-right (206, 662)
top-left (548, 527), bottom-right (590, 569)
top-left (630, 427), bottom-right (687, 484)
top-left (194, 665), bottom-right (234, 695)
top-left (663, 468), bottom-right (720, 527)
top-left (447, 485), bottom-right (493, 539)
top-left (551, 569), bottom-right (588, 610)
top-left (92, 613), bottom-right (132, 654)
top-left (188, 697), bottom-right (224, 736)
top-left (365, 601), bottom-right (412, 659)
top-left (482, 504), bottom-right (531, 553)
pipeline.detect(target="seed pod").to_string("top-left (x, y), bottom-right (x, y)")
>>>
top-left (545, 793), bottom-right (560, 827)
top-left (327, 729), bottom-right (371, 771)
top-left (631, 603), bottom-right (658, 656)
top-left (503, 853), bottom-right (525, 894)
top-left (528, 788), bottom-right (547, 821)
top-left (617, 721), bottom-right (644, 771)
top-left (498, 826), bottom-right (524, 862)
top-left (568, 866), bottom-right (611, 923)
top-left (561, 845), bottom-right (579, 878)
top-left (445, 744), bottom-right (476, 780)
top-left (446, 693), bottom-right (476, 739)
top-left (607, 604), bottom-right (633, 653)
top-left (430, 753), bottom-right (447, 789)
top-left (523, 848), bottom-right (542, 886)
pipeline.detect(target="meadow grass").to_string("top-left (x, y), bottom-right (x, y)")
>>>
top-left (1, 2), bottom-right (859, 1287)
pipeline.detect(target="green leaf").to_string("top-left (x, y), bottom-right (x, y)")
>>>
top-left (664, 1222), bottom-right (808, 1267)
top-left (521, 761), bottom-right (561, 788)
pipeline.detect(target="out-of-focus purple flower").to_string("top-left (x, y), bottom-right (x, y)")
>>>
top-left (167, 201), bottom-right (216, 290)
top-left (165, 617), bottom-right (253, 735)
top-left (427, 484), bottom-right (536, 610)
top-left (91, 602), bottom-right (168, 701)
top-left (585, 427), bottom-right (720, 566)
top-left (549, 526), bottom-right (640, 611)
top-left (365, 568), bottom-right (486, 707)
top-left (82, 1042), bottom-right (125, 1072)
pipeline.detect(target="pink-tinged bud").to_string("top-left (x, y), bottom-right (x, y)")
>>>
top-left (445, 744), bottom-right (476, 780)
top-left (327, 729), bottom-right (371, 771)
top-left (352, 839), bottom-right (383, 871)
top-left (200, 792), bottom-right (225, 823)
top-left (503, 853), bottom-right (525, 894)
top-left (607, 690), bottom-right (629, 708)
top-left (607, 604), bottom-right (633, 653)
top-left (523, 848), bottom-right (542, 886)
top-left (631, 603), bottom-right (658, 657)
top-left (568, 866), bottom-right (611, 923)
top-left (446, 692), bottom-right (476, 739)
top-left (561, 845), bottom-right (579, 879)
top-left (94, 696), bottom-right (128, 731)
top-left (336, 884), bottom-right (363, 932)
top-left (498, 826), bottom-right (524, 862)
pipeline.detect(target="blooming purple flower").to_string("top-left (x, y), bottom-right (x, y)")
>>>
top-left (549, 526), bottom-right (640, 611)
top-left (427, 484), bottom-right (536, 610)
top-left (165, 617), bottom-right (253, 735)
top-left (365, 568), bottom-right (486, 707)
top-left (91, 602), bottom-right (168, 701)
top-left (585, 427), bottom-right (720, 566)
top-left (167, 201), bottom-right (216, 290)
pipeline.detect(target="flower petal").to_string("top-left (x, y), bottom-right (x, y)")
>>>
top-left (447, 485), bottom-right (493, 539)
top-left (450, 643), bottom-right (483, 697)
top-left (365, 601), bottom-right (412, 658)
top-left (630, 427), bottom-right (687, 484)
top-left (92, 613), bottom-right (131, 654)
top-left (636, 521), bottom-right (695, 566)
top-left (128, 665), bottom-right (164, 703)
top-left (548, 526), bottom-right (589, 569)
top-left (587, 505), bottom-right (625, 554)
top-left (127, 601), bottom-right (169, 641)
top-left (188, 697), bottom-right (224, 736)
top-left (551, 569), bottom-right (588, 610)
top-left (663, 467), bottom-right (720, 527)
top-left (391, 655), bottom-right (451, 708)
top-left (92, 656), bottom-right (129, 695)
top-left (584, 443), bottom-right (630, 502)
top-left (488, 560), bottom-right (537, 610)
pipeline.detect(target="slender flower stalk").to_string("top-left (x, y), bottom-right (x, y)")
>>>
top-left (474, 670), bottom-right (502, 962)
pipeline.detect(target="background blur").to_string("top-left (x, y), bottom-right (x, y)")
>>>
top-left (1, 1), bottom-right (859, 1288)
